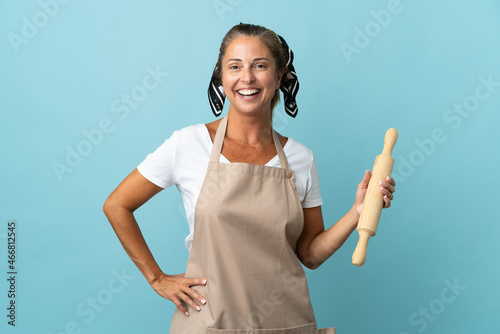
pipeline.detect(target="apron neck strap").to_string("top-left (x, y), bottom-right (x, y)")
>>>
top-left (210, 115), bottom-right (228, 163)
top-left (271, 126), bottom-right (290, 170)
top-left (210, 114), bottom-right (290, 170)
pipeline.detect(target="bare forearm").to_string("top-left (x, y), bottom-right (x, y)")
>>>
top-left (303, 206), bottom-right (359, 269)
top-left (104, 205), bottom-right (163, 284)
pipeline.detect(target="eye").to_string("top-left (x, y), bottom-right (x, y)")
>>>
top-left (255, 63), bottom-right (267, 70)
top-left (228, 64), bottom-right (239, 70)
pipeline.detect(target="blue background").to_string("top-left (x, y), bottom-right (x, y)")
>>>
top-left (1, 0), bottom-right (499, 333)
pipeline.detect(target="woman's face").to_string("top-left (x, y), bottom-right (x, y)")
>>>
top-left (221, 36), bottom-right (282, 117)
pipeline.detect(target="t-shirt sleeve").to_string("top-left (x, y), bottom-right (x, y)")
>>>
top-left (136, 131), bottom-right (179, 189)
top-left (301, 157), bottom-right (323, 208)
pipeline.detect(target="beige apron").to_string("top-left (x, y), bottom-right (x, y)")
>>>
top-left (170, 115), bottom-right (335, 334)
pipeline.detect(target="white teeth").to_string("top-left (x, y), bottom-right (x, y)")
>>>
top-left (238, 89), bottom-right (260, 96)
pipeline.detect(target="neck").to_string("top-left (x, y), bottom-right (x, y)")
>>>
top-left (226, 108), bottom-right (273, 146)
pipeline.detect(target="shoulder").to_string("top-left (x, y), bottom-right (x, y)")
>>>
top-left (284, 136), bottom-right (314, 162)
top-left (282, 136), bottom-right (323, 207)
top-left (173, 123), bottom-right (207, 138)
top-left (161, 123), bottom-right (210, 149)
top-left (282, 136), bottom-right (316, 177)
top-left (149, 123), bottom-right (210, 158)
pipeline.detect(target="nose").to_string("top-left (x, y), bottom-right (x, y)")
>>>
top-left (241, 67), bottom-right (255, 83)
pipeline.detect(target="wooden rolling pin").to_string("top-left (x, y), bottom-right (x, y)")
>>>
top-left (352, 128), bottom-right (398, 267)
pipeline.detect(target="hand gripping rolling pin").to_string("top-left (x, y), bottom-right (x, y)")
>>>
top-left (352, 128), bottom-right (398, 267)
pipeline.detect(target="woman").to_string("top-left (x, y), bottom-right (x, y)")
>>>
top-left (103, 23), bottom-right (396, 333)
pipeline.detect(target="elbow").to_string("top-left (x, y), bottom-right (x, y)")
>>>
top-left (102, 197), bottom-right (111, 217)
top-left (299, 245), bottom-right (338, 270)
top-left (299, 253), bottom-right (323, 270)
top-left (103, 193), bottom-right (135, 222)
top-left (303, 260), bottom-right (323, 270)
top-left (103, 194), bottom-right (117, 218)
top-left (304, 263), bottom-right (320, 270)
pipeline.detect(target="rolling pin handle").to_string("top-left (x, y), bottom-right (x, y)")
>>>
top-left (352, 230), bottom-right (372, 267)
top-left (382, 128), bottom-right (398, 156)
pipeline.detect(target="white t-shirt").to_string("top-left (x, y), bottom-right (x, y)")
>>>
top-left (137, 123), bottom-right (323, 252)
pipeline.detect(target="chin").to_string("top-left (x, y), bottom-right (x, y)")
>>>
top-left (231, 106), bottom-right (271, 117)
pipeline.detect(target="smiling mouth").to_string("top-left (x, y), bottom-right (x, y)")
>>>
top-left (237, 89), bottom-right (261, 96)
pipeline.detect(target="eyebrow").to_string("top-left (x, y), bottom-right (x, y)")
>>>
top-left (225, 57), bottom-right (271, 63)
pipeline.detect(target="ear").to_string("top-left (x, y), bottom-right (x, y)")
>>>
top-left (276, 70), bottom-right (284, 90)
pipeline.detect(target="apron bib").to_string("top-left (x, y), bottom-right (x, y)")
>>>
top-left (170, 115), bottom-right (335, 334)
